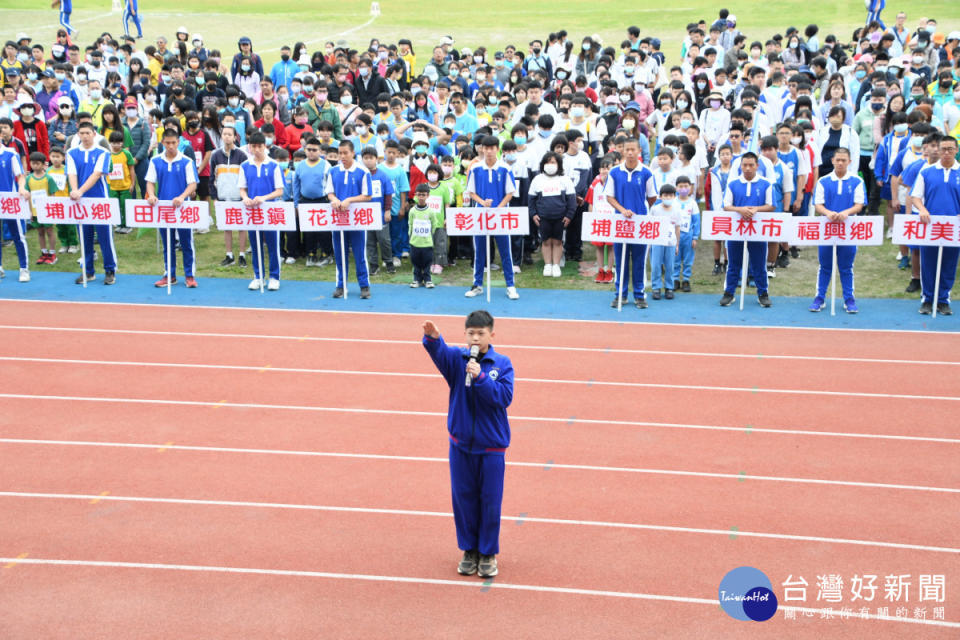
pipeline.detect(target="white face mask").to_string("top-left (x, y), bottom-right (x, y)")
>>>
top-left (89, 89), bottom-right (102, 100)
top-left (264, 137), bottom-right (274, 146)
top-left (543, 163), bottom-right (558, 175)
top-left (341, 94), bottom-right (353, 105)
top-left (441, 165), bottom-right (453, 176)
top-left (790, 136), bottom-right (801, 145)
top-left (910, 136), bottom-right (923, 148)
top-left (660, 197), bottom-right (675, 206)
top-left (426, 172), bottom-right (438, 181)
top-left (126, 108), bottom-right (138, 118)
top-left (621, 119), bottom-right (636, 130)
top-left (355, 125), bottom-right (367, 135)
top-left (228, 97), bottom-right (240, 107)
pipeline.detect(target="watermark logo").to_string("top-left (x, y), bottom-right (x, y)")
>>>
top-left (719, 566), bottom-right (779, 621)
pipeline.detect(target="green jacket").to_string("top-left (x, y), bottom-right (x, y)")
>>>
top-left (305, 99), bottom-right (343, 140)
top-left (852, 107), bottom-right (877, 156)
top-left (408, 205), bottom-right (438, 248)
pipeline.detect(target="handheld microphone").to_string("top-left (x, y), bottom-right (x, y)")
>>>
top-left (465, 344), bottom-right (480, 387)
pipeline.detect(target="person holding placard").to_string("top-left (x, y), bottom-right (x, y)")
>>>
top-left (238, 131), bottom-right (285, 291)
top-left (0, 142), bottom-right (31, 282)
top-left (603, 137), bottom-right (657, 309)
top-left (720, 152), bottom-right (774, 308)
top-left (67, 121), bottom-right (117, 285)
top-left (465, 136), bottom-right (519, 300)
top-left (146, 127), bottom-right (199, 288)
top-left (911, 136), bottom-right (960, 316)
top-left (809, 148), bottom-right (866, 314)
top-left (324, 139), bottom-right (373, 299)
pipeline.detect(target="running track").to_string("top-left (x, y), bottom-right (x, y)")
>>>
top-left (0, 300), bottom-right (957, 638)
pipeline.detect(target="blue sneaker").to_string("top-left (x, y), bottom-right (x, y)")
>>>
top-left (844, 299), bottom-right (859, 314)
top-left (897, 255), bottom-right (910, 270)
top-left (808, 296), bottom-right (825, 312)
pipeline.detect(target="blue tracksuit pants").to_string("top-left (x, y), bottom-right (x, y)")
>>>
top-left (817, 245), bottom-right (857, 301)
top-left (123, 7), bottom-right (143, 37)
top-left (673, 232), bottom-right (695, 282)
top-left (333, 229), bottom-right (369, 288)
top-left (247, 229), bottom-right (281, 280)
top-left (472, 235), bottom-right (514, 288)
top-left (160, 228), bottom-right (195, 278)
top-left (726, 240), bottom-right (768, 296)
top-left (649, 244), bottom-right (675, 290)
top-left (389, 215), bottom-right (409, 258)
top-left (613, 242), bottom-right (647, 300)
top-left (920, 246), bottom-right (960, 305)
top-left (1, 219), bottom-right (28, 269)
top-left (81, 224), bottom-right (117, 275)
top-left (449, 442), bottom-right (505, 556)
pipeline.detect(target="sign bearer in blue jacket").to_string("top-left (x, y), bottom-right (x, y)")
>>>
top-left (422, 310), bottom-right (514, 580)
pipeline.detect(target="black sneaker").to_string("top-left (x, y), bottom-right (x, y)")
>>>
top-left (905, 278), bottom-right (921, 293)
top-left (651, 289), bottom-right (661, 300)
top-left (758, 294), bottom-right (772, 308)
top-left (360, 287), bottom-right (371, 299)
top-left (673, 279), bottom-right (680, 290)
top-left (103, 272), bottom-right (116, 285)
top-left (719, 292), bottom-right (735, 306)
top-left (634, 298), bottom-right (648, 309)
top-left (238, 254), bottom-right (247, 267)
top-left (789, 246), bottom-right (799, 259)
top-left (681, 280), bottom-right (691, 292)
top-left (219, 255), bottom-right (235, 267)
top-left (387, 267), bottom-right (396, 274)
top-left (368, 268), bottom-right (379, 277)
top-left (919, 301), bottom-right (933, 315)
top-left (664, 289), bottom-right (674, 299)
top-left (712, 261), bottom-right (721, 275)
top-left (75, 273), bottom-right (96, 284)
top-left (937, 303), bottom-right (953, 316)
top-left (477, 554), bottom-right (498, 578)
top-left (777, 252), bottom-right (790, 268)
top-left (610, 296), bottom-right (628, 308)
top-left (332, 288), bottom-right (344, 299)
top-left (457, 550), bottom-right (479, 576)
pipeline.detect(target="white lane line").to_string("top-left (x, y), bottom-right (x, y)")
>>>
top-left (1, 393), bottom-right (956, 444)
top-left (2, 492), bottom-right (957, 554)
top-left (0, 324), bottom-right (955, 366)
top-left (2, 297), bottom-right (956, 335)
top-left (3, 557), bottom-right (958, 627)
top-left (2, 438), bottom-right (956, 494)
top-left (1, 356), bottom-right (954, 402)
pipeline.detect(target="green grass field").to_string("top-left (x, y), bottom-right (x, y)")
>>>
top-left (0, 0), bottom-right (956, 298)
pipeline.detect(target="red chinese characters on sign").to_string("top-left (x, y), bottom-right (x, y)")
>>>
top-left (711, 216), bottom-right (733, 236)
top-left (902, 219), bottom-right (927, 240)
top-left (246, 207), bottom-right (264, 226)
top-left (90, 203), bottom-right (112, 221)
top-left (179, 205), bottom-right (201, 224)
top-left (352, 207), bottom-right (374, 227)
top-left (591, 218), bottom-right (612, 237)
top-left (158, 206), bottom-right (178, 224)
top-left (736, 217), bottom-right (757, 236)
top-left (637, 220), bottom-right (661, 240)
top-left (614, 219), bottom-right (635, 238)
top-left (761, 218), bottom-right (783, 238)
top-left (225, 207), bottom-right (244, 225)
top-left (44, 201), bottom-right (66, 220)
top-left (307, 209), bottom-right (327, 227)
top-left (1, 196), bottom-right (22, 217)
top-left (930, 221), bottom-right (955, 242)
top-left (454, 212), bottom-right (474, 232)
top-left (133, 204), bottom-right (154, 224)
top-left (797, 221), bottom-right (820, 241)
top-left (266, 207), bottom-right (286, 226)
top-left (824, 221), bottom-right (846, 240)
top-left (501, 211), bottom-right (520, 231)
top-left (331, 209), bottom-right (350, 226)
top-left (848, 221), bottom-right (873, 241)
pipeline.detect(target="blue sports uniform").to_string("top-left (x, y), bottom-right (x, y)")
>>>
top-left (814, 171), bottom-right (867, 302)
top-left (466, 160), bottom-right (517, 288)
top-left (423, 332), bottom-right (514, 556)
top-left (912, 163), bottom-right (960, 306)
top-left (238, 157), bottom-right (285, 281)
top-left (723, 174), bottom-right (774, 296)
top-left (602, 161), bottom-right (657, 301)
top-left (0, 147), bottom-right (29, 270)
top-left (146, 151), bottom-right (199, 279)
top-left (324, 161), bottom-right (372, 290)
top-left (66, 144), bottom-right (117, 278)
top-left (123, 0), bottom-right (143, 38)
top-left (672, 198), bottom-right (701, 283)
top-left (58, 0), bottom-right (74, 35)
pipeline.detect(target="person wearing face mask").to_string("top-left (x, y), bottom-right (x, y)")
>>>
top-left (852, 87), bottom-right (888, 213)
top-left (221, 87), bottom-right (252, 145)
top-left (49, 96), bottom-right (78, 148)
top-left (233, 56), bottom-right (261, 103)
top-left (13, 101), bottom-right (49, 159)
top-left (79, 79), bottom-right (111, 128)
top-left (523, 39), bottom-right (553, 82)
top-left (353, 58), bottom-right (388, 107)
top-left (617, 104), bottom-right (651, 164)
top-left (269, 46), bottom-right (298, 91)
top-left (698, 91), bottom-right (730, 160)
top-left (230, 36), bottom-right (263, 80)
top-left (304, 81), bottom-right (343, 141)
top-left (528, 151), bottom-right (576, 277)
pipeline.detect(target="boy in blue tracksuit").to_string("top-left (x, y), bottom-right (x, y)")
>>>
top-left (146, 127), bottom-right (199, 288)
top-left (465, 135), bottom-right (519, 300)
top-left (672, 176), bottom-right (701, 291)
top-left (67, 121), bottom-right (118, 285)
top-left (422, 310), bottom-right (514, 579)
top-left (324, 139), bottom-right (373, 299)
top-left (720, 152), bottom-right (775, 308)
top-left (912, 137), bottom-right (960, 315)
top-left (238, 131), bottom-right (285, 291)
top-left (809, 148), bottom-right (866, 314)
top-left (0, 143), bottom-right (30, 282)
top-left (603, 138), bottom-right (657, 308)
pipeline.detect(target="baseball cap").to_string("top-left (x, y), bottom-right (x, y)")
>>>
top-left (124, 96), bottom-right (138, 108)
top-left (440, 35), bottom-right (454, 46)
top-left (41, 69), bottom-right (55, 79)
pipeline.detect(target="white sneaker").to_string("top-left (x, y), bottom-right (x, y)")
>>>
top-left (491, 263), bottom-right (500, 271)
top-left (392, 257), bottom-right (401, 267)
top-left (559, 256), bottom-right (565, 268)
top-left (767, 269), bottom-right (776, 278)
top-left (506, 286), bottom-right (519, 300)
top-left (267, 278), bottom-right (280, 291)
top-left (465, 286), bottom-right (483, 297)
top-left (284, 257), bottom-right (295, 265)
top-left (58, 246), bottom-right (67, 253)
top-left (248, 278), bottom-right (262, 290)
top-left (885, 228), bottom-right (893, 239)
top-left (552, 264), bottom-right (562, 277)
top-left (0, 266), bottom-right (4, 278)
top-left (67, 245), bottom-right (78, 254)
top-left (18, 268), bottom-right (29, 282)
top-left (542, 264), bottom-right (552, 277)
top-left (512, 265), bottom-right (520, 274)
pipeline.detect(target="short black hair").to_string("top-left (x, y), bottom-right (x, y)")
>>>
top-left (465, 309), bottom-right (494, 329)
